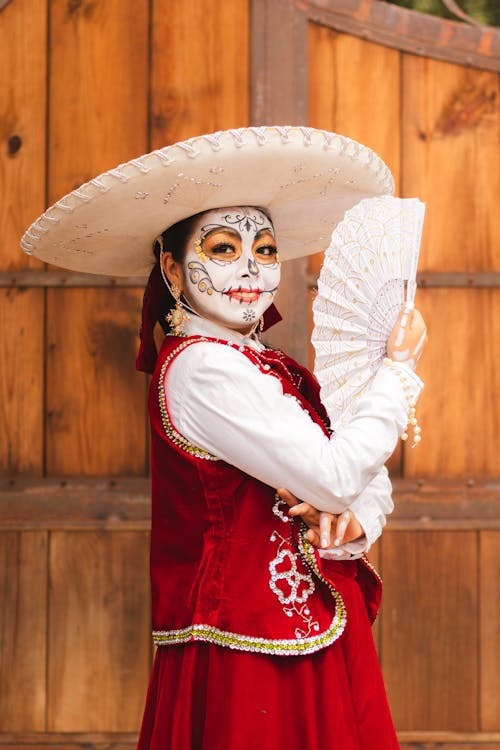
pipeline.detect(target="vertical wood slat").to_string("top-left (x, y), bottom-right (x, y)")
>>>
top-left (404, 289), bottom-right (500, 478)
top-left (46, 0), bottom-right (150, 476)
top-left (0, 0), bottom-right (46, 271)
top-left (45, 289), bottom-right (146, 476)
top-left (401, 56), bottom-right (500, 273)
top-left (480, 531), bottom-right (500, 731)
top-left (250, 0), bottom-right (310, 363)
top-left (47, 531), bottom-right (151, 731)
top-left (306, 21), bottom-right (403, 474)
top-left (0, 0), bottom-right (47, 478)
top-left (0, 290), bottom-right (44, 476)
top-left (151, 0), bottom-right (250, 149)
top-left (48, 0), bottom-right (150, 199)
top-left (381, 531), bottom-right (478, 731)
top-left (0, 532), bottom-right (48, 731)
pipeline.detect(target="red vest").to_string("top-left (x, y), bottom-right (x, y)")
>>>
top-left (149, 334), bottom-right (381, 656)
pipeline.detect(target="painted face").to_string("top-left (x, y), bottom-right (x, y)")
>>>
top-left (182, 206), bottom-right (281, 331)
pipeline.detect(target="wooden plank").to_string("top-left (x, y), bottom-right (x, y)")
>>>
top-left (0, 0), bottom-right (46, 270)
top-left (306, 23), bottom-right (403, 463)
top-left (404, 289), bottom-right (500, 477)
top-left (399, 730), bottom-right (500, 744)
top-left (48, 0), bottom-right (149, 202)
top-left (305, 0), bottom-right (500, 72)
top-left (0, 477), bottom-right (499, 530)
top-left (417, 272), bottom-right (500, 288)
top-left (46, 3), bottom-right (150, 472)
top-left (307, 24), bottom-right (401, 278)
top-left (251, 0), bottom-right (307, 126)
top-left (0, 532), bottom-right (48, 730)
top-left (480, 531), bottom-right (500, 730)
top-left (402, 56), bottom-right (499, 273)
top-left (251, 0), bottom-right (309, 363)
top-left (151, 0), bottom-right (249, 148)
top-left (0, 732), bottom-right (137, 750)
top-left (47, 531), bottom-right (151, 731)
top-left (0, 271), bottom-right (146, 288)
top-left (381, 531), bottom-right (478, 730)
top-left (45, 289), bottom-right (146, 475)
top-left (0, 289), bottom-right (44, 475)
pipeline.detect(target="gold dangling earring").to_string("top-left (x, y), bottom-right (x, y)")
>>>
top-left (258, 316), bottom-right (264, 336)
top-left (166, 285), bottom-right (186, 335)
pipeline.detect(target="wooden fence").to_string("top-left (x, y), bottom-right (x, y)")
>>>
top-left (1, 0), bottom-right (499, 747)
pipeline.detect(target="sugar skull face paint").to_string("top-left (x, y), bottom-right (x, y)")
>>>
top-left (182, 207), bottom-right (281, 331)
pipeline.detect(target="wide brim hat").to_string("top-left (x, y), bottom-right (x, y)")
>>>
top-left (21, 126), bottom-right (394, 278)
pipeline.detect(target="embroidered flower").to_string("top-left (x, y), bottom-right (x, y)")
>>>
top-left (269, 497), bottom-right (319, 638)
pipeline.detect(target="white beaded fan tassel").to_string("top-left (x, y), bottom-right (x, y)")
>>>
top-left (383, 357), bottom-right (422, 448)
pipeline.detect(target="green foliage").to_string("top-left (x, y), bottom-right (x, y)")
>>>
top-left (385, 0), bottom-right (500, 26)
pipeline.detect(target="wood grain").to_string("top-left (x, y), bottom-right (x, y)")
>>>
top-left (307, 23), bottom-right (401, 279)
top-left (402, 56), bottom-right (500, 273)
top-left (0, 0), bottom-right (46, 270)
top-left (151, 0), bottom-right (249, 148)
top-left (0, 532), bottom-right (48, 730)
top-left (306, 23), bottom-right (404, 473)
top-left (48, 0), bottom-right (149, 201)
top-left (403, 288), bottom-right (500, 477)
top-left (0, 289), bottom-right (44, 475)
top-left (47, 531), bottom-right (151, 731)
top-left (479, 531), bottom-right (500, 730)
top-left (381, 530), bottom-right (478, 731)
top-left (46, 289), bottom-right (146, 475)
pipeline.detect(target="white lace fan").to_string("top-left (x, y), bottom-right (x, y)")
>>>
top-left (312, 195), bottom-right (425, 428)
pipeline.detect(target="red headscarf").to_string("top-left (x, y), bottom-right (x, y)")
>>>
top-left (136, 262), bottom-right (282, 374)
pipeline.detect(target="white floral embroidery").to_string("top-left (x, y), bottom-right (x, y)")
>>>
top-left (269, 497), bottom-right (320, 639)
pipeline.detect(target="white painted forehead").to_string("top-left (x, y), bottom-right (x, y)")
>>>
top-left (191, 206), bottom-right (274, 236)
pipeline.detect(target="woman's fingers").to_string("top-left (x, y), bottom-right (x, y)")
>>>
top-left (277, 487), bottom-right (299, 507)
top-left (305, 528), bottom-right (320, 546)
top-left (320, 512), bottom-right (332, 549)
top-left (334, 510), bottom-right (351, 546)
top-left (387, 305), bottom-right (427, 369)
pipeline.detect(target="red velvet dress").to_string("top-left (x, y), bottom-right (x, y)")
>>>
top-left (137, 334), bottom-right (399, 750)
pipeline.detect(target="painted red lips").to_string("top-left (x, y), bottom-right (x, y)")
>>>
top-left (224, 288), bottom-right (262, 304)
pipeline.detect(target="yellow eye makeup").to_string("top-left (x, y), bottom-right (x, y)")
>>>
top-left (252, 232), bottom-right (279, 265)
top-left (196, 231), bottom-right (243, 262)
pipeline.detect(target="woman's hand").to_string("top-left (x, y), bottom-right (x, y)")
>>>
top-left (277, 488), bottom-right (364, 549)
top-left (387, 304), bottom-right (427, 370)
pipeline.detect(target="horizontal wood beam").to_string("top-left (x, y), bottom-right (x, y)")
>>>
top-left (0, 733), bottom-right (137, 747)
top-left (4, 270), bottom-right (500, 291)
top-left (0, 270), bottom-right (146, 288)
top-left (305, 0), bottom-right (500, 72)
top-left (399, 730), bottom-right (500, 744)
top-left (0, 477), bottom-right (499, 530)
top-left (417, 271), bottom-right (500, 288)
top-left (1, 731), bottom-right (499, 747)
top-left (307, 271), bottom-right (500, 289)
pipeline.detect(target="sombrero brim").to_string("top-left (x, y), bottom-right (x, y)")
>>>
top-left (21, 126), bottom-right (394, 278)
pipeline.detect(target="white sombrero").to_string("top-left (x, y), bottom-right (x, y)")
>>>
top-left (21, 126), bottom-right (394, 278)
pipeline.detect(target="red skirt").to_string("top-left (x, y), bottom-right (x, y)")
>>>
top-left (137, 566), bottom-right (399, 750)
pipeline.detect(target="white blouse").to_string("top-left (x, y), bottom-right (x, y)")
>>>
top-left (164, 314), bottom-right (423, 560)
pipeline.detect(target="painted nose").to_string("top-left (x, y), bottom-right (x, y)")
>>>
top-left (236, 256), bottom-right (260, 279)
top-left (247, 258), bottom-right (259, 276)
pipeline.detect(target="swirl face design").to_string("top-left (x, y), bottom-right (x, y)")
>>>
top-left (182, 206), bottom-right (281, 331)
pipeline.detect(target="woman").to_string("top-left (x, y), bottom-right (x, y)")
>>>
top-left (21, 128), bottom-right (426, 750)
top-left (135, 204), bottom-right (425, 749)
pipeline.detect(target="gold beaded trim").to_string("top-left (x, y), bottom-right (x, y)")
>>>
top-left (360, 553), bottom-right (382, 583)
top-left (298, 526), bottom-right (347, 628)
top-left (153, 601), bottom-right (346, 656)
top-left (158, 338), bottom-right (219, 461)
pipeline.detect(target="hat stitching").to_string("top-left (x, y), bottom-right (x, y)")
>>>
top-left (20, 126), bottom-right (395, 261)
